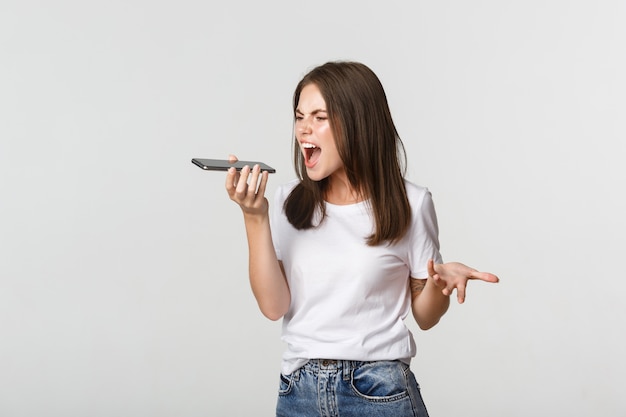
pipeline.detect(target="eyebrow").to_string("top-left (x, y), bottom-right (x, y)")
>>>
top-left (295, 108), bottom-right (327, 115)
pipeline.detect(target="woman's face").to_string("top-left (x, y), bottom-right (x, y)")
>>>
top-left (295, 83), bottom-right (344, 182)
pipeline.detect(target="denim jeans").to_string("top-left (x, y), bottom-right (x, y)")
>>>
top-left (276, 359), bottom-right (430, 417)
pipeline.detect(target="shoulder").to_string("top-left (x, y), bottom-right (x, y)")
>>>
top-left (403, 180), bottom-right (432, 205)
top-left (403, 180), bottom-right (438, 223)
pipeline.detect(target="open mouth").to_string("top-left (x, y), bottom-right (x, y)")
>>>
top-left (302, 142), bottom-right (321, 166)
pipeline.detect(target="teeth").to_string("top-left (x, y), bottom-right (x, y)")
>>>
top-left (302, 143), bottom-right (317, 149)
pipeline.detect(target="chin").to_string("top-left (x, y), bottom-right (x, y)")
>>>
top-left (305, 168), bottom-right (327, 182)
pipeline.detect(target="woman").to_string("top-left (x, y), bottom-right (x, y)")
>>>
top-left (226, 61), bottom-right (498, 417)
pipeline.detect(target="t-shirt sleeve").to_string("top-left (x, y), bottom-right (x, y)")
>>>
top-left (408, 188), bottom-right (443, 279)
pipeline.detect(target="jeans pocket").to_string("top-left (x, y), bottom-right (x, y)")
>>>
top-left (350, 361), bottom-right (410, 402)
top-left (278, 373), bottom-right (294, 396)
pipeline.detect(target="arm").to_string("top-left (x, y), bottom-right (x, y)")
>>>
top-left (225, 161), bottom-right (290, 321)
top-left (410, 259), bottom-right (499, 330)
top-left (410, 274), bottom-right (450, 330)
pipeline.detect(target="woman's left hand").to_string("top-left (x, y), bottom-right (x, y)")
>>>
top-left (428, 260), bottom-right (499, 304)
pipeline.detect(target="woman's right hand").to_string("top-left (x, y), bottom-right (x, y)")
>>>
top-left (225, 154), bottom-right (270, 216)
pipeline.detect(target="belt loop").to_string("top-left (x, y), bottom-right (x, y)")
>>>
top-left (342, 360), bottom-right (351, 381)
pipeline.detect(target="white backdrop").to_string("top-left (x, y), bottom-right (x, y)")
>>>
top-left (1, 1), bottom-right (625, 416)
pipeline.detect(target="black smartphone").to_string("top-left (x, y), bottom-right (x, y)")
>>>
top-left (191, 158), bottom-right (276, 173)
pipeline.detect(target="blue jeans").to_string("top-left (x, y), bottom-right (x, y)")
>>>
top-left (276, 360), bottom-right (430, 417)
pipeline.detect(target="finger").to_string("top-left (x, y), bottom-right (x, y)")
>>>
top-left (432, 274), bottom-right (445, 289)
top-left (429, 260), bottom-right (447, 289)
top-left (468, 271), bottom-right (500, 283)
top-left (228, 154), bottom-right (238, 163)
top-left (456, 283), bottom-right (467, 304)
top-left (247, 164), bottom-right (262, 196)
top-left (442, 281), bottom-right (456, 297)
top-left (256, 169), bottom-right (269, 199)
top-left (427, 259), bottom-right (436, 277)
top-left (235, 165), bottom-right (251, 196)
top-left (225, 167), bottom-right (239, 196)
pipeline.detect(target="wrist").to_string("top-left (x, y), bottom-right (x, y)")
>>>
top-left (242, 211), bottom-right (269, 226)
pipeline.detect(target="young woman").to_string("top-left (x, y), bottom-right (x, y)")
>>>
top-left (225, 61), bottom-right (498, 417)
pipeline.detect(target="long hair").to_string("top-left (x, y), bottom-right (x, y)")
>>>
top-left (284, 61), bottom-right (411, 246)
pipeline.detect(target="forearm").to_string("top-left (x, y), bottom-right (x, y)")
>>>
top-left (243, 213), bottom-right (290, 321)
top-left (410, 278), bottom-right (450, 330)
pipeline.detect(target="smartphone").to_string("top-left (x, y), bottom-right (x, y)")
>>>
top-left (191, 158), bottom-right (276, 173)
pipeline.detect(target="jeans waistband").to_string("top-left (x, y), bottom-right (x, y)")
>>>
top-left (303, 359), bottom-right (364, 380)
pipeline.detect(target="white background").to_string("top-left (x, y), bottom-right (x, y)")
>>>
top-left (1, 1), bottom-right (625, 416)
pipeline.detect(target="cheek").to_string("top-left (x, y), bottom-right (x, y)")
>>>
top-left (317, 124), bottom-right (335, 143)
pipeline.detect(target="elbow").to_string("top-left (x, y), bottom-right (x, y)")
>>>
top-left (417, 318), bottom-right (440, 331)
top-left (262, 309), bottom-right (285, 321)
top-left (413, 307), bottom-right (444, 330)
top-left (259, 301), bottom-right (289, 321)
top-left (253, 285), bottom-right (290, 321)
top-left (412, 295), bottom-right (449, 330)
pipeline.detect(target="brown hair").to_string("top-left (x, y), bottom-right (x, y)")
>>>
top-left (284, 61), bottom-right (411, 246)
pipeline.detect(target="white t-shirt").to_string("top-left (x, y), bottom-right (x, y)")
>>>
top-left (271, 179), bottom-right (443, 375)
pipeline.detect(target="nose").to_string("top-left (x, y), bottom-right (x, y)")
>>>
top-left (297, 117), bottom-right (312, 135)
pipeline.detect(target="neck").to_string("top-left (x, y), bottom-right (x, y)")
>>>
top-left (324, 173), bottom-right (364, 205)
